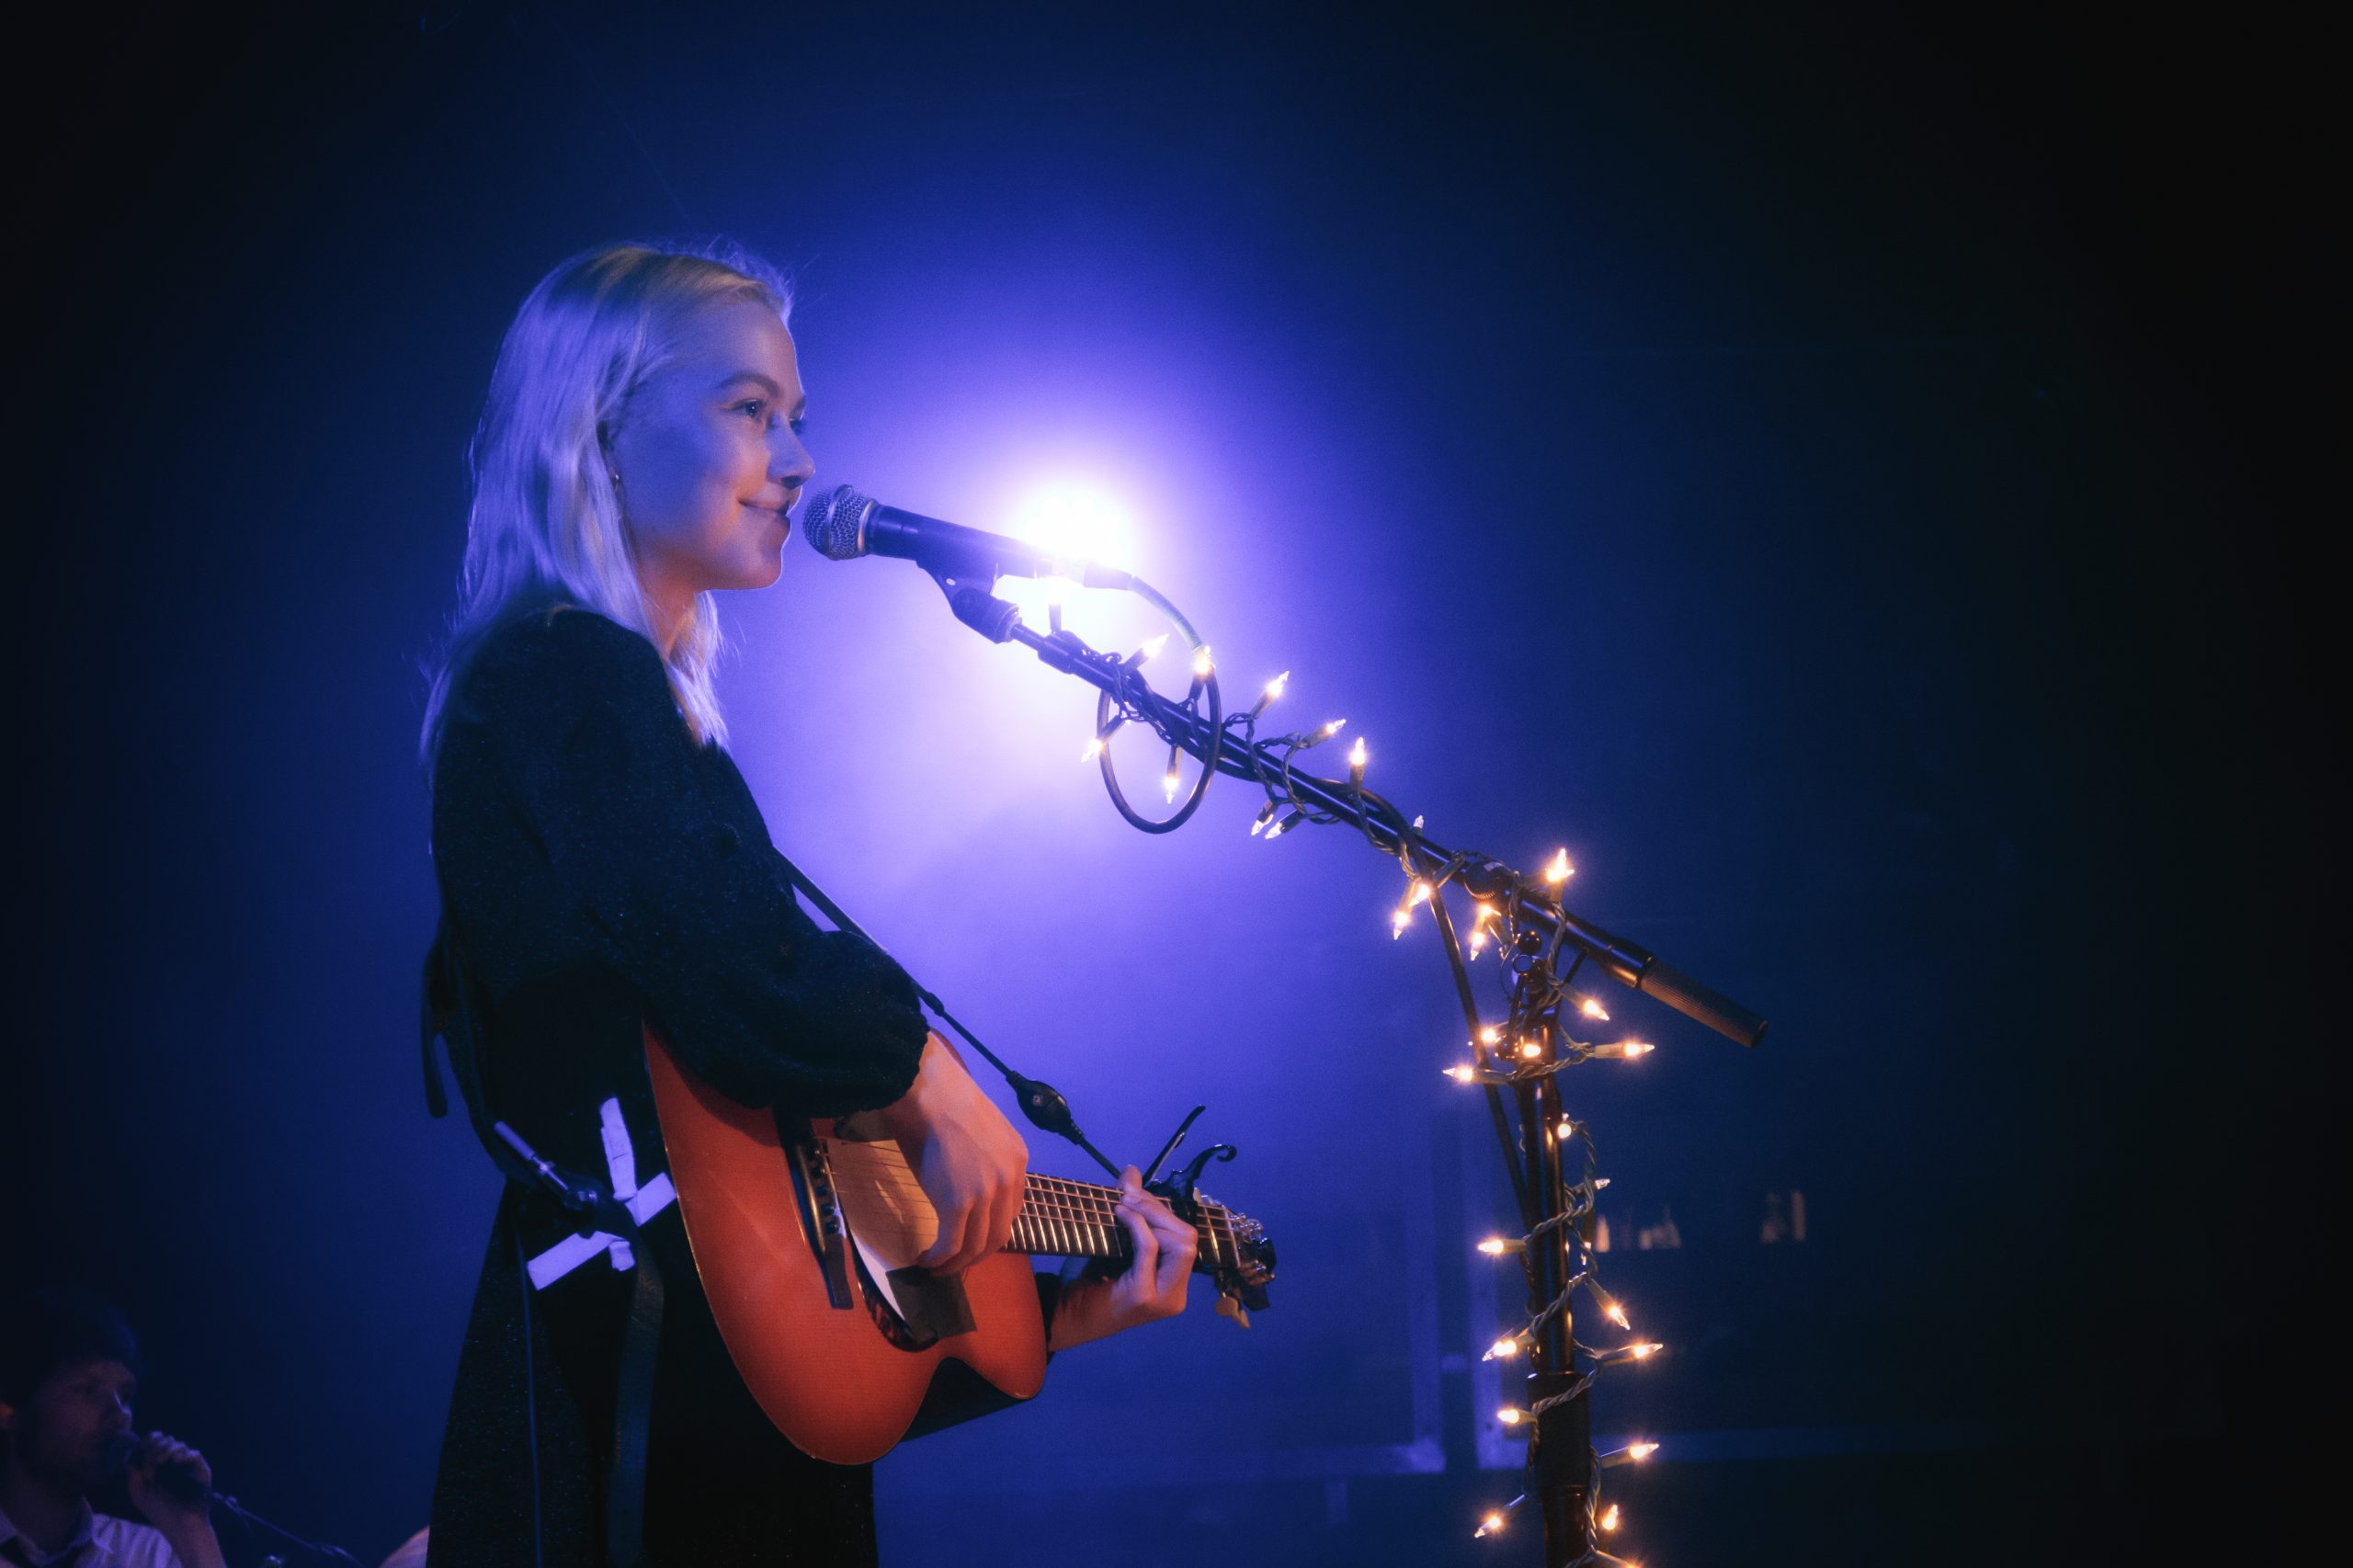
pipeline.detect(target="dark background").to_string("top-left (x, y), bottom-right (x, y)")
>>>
top-left (5, 4), bottom-right (2335, 1564)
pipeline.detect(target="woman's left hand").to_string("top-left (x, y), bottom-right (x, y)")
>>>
top-left (1046, 1166), bottom-right (1198, 1351)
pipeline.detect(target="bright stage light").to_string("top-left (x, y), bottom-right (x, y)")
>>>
top-left (1006, 479), bottom-right (1137, 567)
top-left (995, 479), bottom-right (1139, 634)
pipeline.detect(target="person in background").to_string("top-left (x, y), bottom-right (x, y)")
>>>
top-left (0, 1289), bottom-right (224, 1568)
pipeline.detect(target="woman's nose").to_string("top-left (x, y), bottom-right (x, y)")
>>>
top-left (769, 427), bottom-right (814, 485)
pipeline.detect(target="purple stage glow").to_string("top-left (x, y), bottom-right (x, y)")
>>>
top-left (17, 5), bottom-right (2310, 1562)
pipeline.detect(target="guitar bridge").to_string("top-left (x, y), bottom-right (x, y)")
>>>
top-left (782, 1116), bottom-right (856, 1311)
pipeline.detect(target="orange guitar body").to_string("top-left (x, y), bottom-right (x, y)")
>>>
top-left (642, 1028), bottom-right (1047, 1465)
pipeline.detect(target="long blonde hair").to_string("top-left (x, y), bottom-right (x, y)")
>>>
top-left (421, 240), bottom-right (793, 767)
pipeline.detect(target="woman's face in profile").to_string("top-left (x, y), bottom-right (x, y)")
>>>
top-left (608, 297), bottom-right (813, 608)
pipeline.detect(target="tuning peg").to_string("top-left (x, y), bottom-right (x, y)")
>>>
top-left (1214, 1292), bottom-right (1252, 1329)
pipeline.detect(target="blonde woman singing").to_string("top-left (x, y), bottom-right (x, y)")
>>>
top-left (418, 243), bottom-right (1194, 1566)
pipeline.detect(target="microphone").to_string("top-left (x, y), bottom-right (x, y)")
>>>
top-left (801, 485), bottom-right (1134, 590)
top-left (99, 1432), bottom-right (212, 1507)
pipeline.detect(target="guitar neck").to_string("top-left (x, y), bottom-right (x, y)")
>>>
top-left (1010, 1172), bottom-right (1238, 1277)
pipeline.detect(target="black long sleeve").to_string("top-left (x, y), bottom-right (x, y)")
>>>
top-left (432, 607), bottom-right (927, 1120)
top-left (426, 608), bottom-right (1054, 1567)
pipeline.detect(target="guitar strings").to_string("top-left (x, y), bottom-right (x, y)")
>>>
top-left (825, 1153), bottom-right (1235, 1265)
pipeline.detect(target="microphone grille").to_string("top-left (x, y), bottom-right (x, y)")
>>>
top-left (802, 485), bottom-right (875, 561)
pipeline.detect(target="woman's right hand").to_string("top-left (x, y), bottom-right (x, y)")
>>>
top-left (872, 1032), bottom-right (1029, 1275)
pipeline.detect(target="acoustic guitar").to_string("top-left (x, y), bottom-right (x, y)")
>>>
top-left (643, 1028), bottom-right (1276, 1464)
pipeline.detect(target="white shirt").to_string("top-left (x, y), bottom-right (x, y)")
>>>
top-left (0, 1503), bottom-right (181, 1568)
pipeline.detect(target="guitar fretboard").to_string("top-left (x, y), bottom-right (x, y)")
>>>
top-left (1009, 1173), bottom-right (1239, 1275)
top-left (825, 1134), bottom-right (1241, 1275)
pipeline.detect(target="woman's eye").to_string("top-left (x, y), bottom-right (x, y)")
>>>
top-left (789, 416), bottom-right (808, 437)
top-left (735, 399), bottom-right (766, 422)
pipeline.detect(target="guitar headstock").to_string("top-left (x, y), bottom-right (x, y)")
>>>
top-left (1195, 1190), bottom-right (1276, 1326)
top-left (1144, 1137), bottom-right (1273, 1327)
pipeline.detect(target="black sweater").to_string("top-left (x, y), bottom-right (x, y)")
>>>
top-left (425, 607), bottom-right (941, 1566)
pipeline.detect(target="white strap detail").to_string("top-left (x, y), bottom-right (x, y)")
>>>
top-left (526, 1230), bottom-right (623, 1290)
top-left (628, 1173), bottom-right (676, 1226)
top-left (600, 1097), bottom-right (640, 1202)
top-left (523, 1100), bottom-right (676, 1290)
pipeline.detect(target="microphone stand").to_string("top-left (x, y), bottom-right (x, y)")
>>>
top-left (929, 574), bottom-right (1765, 1566)
top-left (946, 582), bottom-right (1763, 1047)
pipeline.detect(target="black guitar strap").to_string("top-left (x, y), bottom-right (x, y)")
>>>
top-left (420, 915), bottom-right (663, 1568)
top-left (604, 1244), bottom-right (663, 1568)
top-left (767, 849), bottom-right (1058, 1128)
top-left (416, 847), bottom-right (1080, 1567)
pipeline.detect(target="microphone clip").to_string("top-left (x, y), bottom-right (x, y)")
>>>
top-left (930, 570), bottom-right (1024, 643)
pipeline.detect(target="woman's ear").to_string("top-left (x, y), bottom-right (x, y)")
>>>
top-left (597, 423), bottom-right (623, 487)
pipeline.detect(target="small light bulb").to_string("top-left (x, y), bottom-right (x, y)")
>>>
top-left (1163, 767), bottom-right (1182, 802)
top-left (1599, 1504), bottom-right (1621, 1532)
top-left (1476, 1236), bottom-right (1520, 1256)
top-left (1518, 1037), bottom-right (1543, 1061)
top-left (1495, 1407), bottom-right (1527, 1427)
top-left (1444, 1064), bottom-right (1477, 1084)
top-left (1081, 738), bottom-right (1105, 763)
top-left (1311, 718), bottom-right (1347, 745)
top-left (1629, 1442), bottom-right (1658, 1461)
top-left (1578, 994), bottom-right (1609, 1020)
top-left (1468, 928), bottom-right (1488, 956)
top-left (1472, 901), bottom-right (1496, 924)
top-left (1473, 1510), bottom-right (1506, 1540)
top-left (1347, 735), bottom-right (1368, 785)
top-left (1589, 1340), bottom-right (1664, 1366)
top-left (1545, 847), bottom-right (1574, 883)
top-left (1586, 1277), bottom-right (1631, 1330)
top-left (1477, 1026), bottom-right (1501, 1046)
top-left (1250, 671), bottom-right (1290, 718)
top-left (1191, 644), bottom-right (1213, 678)
top-left (1392, 908), bottom-right (1412, 937)
top-left (1411, 881), bottom-right (1432, 906)
top-left (1249, 803), bottom-right (1274, 836)
top-left (1484, 1335), bottom-right (1522, 1360)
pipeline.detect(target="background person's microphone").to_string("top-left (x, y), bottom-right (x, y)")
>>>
top-left (99, 1432), bottom-right (212, 1507)
top-left (801, 485), bottom-right (1134, 589)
